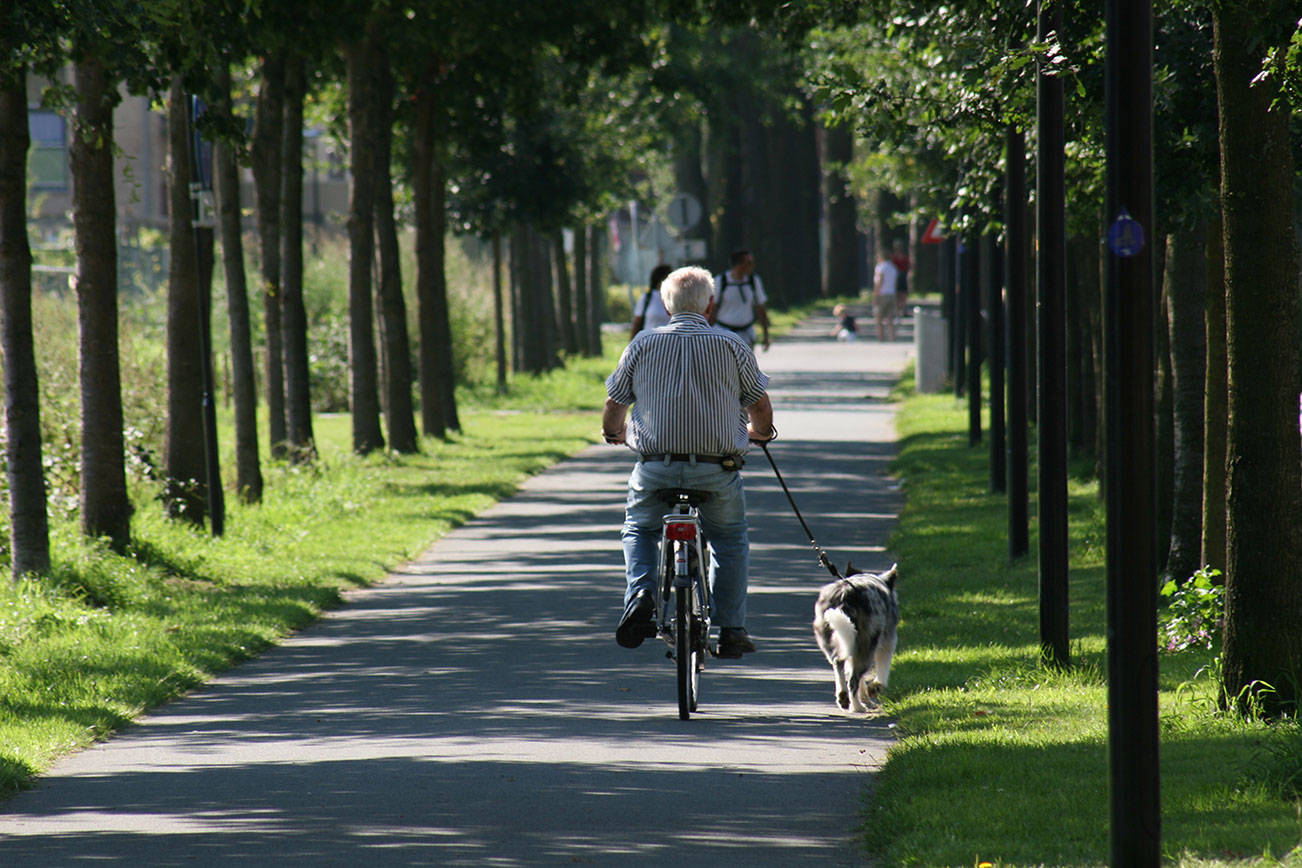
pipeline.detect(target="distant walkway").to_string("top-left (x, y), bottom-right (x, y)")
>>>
top-left (0, 310), bottom-right (914, 866)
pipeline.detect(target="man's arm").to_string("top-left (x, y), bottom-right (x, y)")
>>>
top-left (755, 303), bottom-right (770, 350)
top-left (745, 393), bottom-right (774, 442)
top-left (602, 398), bottom-right (629, 444)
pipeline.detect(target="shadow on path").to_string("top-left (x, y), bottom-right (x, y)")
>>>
top-left (0, 337), bottom-right (909, 867)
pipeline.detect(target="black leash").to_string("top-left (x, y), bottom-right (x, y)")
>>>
top-left (758, 436), bottom-right (844, 581)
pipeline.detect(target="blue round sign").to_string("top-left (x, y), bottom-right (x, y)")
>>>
top-left (1107, 208), bottom-right (1145, 257)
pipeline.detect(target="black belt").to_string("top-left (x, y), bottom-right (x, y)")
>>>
top-left (716, 321), bottom-right (755, 333)
top-left (640, 453), bottom-right (744, 470)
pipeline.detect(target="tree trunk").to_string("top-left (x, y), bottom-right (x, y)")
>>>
top-left (553, 229), bottom-right (577, 355)
top-left (572, 225), bottom-right (593, 357)
top-left (280, 51), bottom-right (315, 462)
top-left (515, 228), bottom-right (539, 373)
top-left (1004, 124), bottom-right (1030, 558)
top-left (822, 122), bottom-right (858, 298)
top-left (509, 228), bottom-right (524, 373)
top-left (411, 71), bottom-right (447, 438)
top-left (708, 115), bottom-right (744, 261)
top-left (0, 71), bottom-right (50, 579)
top-left (985, 229), bottom-right (1006, 493)
top-left (1201, 215), bottom-right (1227, 575)
top-left (427, 137), bottom-right (460, 433)
top-left (1036, 6), bottom-right (1070, 667)
top-left (1066, 235), bottom-right (1101, 462)
top-left (512, 226), bottom-right (558, 374)
top-left (1083, 236), bottom-right (1103, 464)
top-left (1165, 223), bottom-right (1207, 584)
top-left (1214, 2), bottom-right (1302, 715)
top-left (372, 61), bottom-right (418, 454)
top-left (793, 97), bottom-right (824, 304)
top-left (964, 235), bottom-right (982, 445)
top-left (1066, 237), bottom-right (1085, 456)
top-left (345, 30), bottom-right (385, 455)
top-left (71, 53), bottom-right (131, 548)
top-left (745, 108), bottom-right (779, 300)
top-left (251, 54), bottom-right (287, 459)
top-left (587, 224), bottom-right (605, 352)
top-left (1154, 234), bottom-right (1174, 571)
top-left (411, 69), bottom-right (460, 436)
top-left (214, 64), bottom-right (263, 504)
top-left (493, 233), bottom-right (508, 391)
top-left (164, 76), bottom-right (207, 525)
top-left (536, 229), bottom-right (560, 371)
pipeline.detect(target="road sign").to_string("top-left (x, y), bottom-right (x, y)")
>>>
top-left (921, 217), bottom-right (945, 245)
top-left (1106, 208), bottom-right (1145, 257)
top-left (665, 193), bottom-right (702, 232)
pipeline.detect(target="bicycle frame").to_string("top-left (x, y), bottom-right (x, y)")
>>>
top-left (655, 507), bottom-right (709, 638)
top-left (654, 490), bottom-right (712, 719)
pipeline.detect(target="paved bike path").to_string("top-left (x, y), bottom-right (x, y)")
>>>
top-left (0, 310), bottom-right (914, 865)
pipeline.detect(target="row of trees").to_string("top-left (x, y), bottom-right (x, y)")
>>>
top-left (802, 1), bottom-right (1301, 714)
top-left (1, 3), bottom-right (861, 582)
top-left (11, 0), bottom-right (1294, 717)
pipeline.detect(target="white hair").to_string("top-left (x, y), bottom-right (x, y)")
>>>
top-left (660, 266), bottom-right (712, 315)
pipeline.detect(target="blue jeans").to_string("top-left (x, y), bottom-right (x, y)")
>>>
top-left (621, 458), bottom-right (750, 629)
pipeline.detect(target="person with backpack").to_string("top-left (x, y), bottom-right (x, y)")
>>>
top-left (629, 263), bottom-right (674, 340)
top-left (709, 249), bottom-right (770, 351)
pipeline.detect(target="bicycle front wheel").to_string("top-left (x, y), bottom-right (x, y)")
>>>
top-left (676, 582), bottom-right (698, 720)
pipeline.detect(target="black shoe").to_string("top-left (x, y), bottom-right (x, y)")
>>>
top-left (616, 592), bottom-right (657, 648)
top-left (716, 627), bottom-right (756, 658)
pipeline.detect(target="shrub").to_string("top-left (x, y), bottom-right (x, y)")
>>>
top-left (605, 283), bottom-right (634, 324)
top-left (1158, 566), bottom-right (1224, 653)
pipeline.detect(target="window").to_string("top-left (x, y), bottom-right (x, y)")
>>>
top-left (28, 109), bottom-right (68, 191)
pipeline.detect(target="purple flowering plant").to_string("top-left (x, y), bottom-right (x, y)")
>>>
top-left (1158, 566), bottom-right (1224, 653)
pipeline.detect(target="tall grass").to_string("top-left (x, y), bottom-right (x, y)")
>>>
top-left (870, 375), bottom-right (1302, 866)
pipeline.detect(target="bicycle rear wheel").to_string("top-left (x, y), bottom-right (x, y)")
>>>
top-left (675, 583), bottom-right (696, 720)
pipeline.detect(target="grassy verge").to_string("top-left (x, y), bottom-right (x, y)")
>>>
top-left (871, 374), bottom-right (1302, 866)
top-left (0, 300), bottom-right (834, 797)
top-left (0, 345), bottom-right (624, 797)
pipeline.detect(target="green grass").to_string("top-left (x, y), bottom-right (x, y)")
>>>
top-left (0, 346), bottom-right (623, 797)
top-left (0, 301), bottom-right (834, 797)
top-left (871, 374), bottom-right (1302, 866)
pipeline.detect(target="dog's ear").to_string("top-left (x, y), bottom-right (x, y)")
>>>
top-left (844, 560), bottom-right (858, 577)
top-left (881, 563), bottom-right (899, 589)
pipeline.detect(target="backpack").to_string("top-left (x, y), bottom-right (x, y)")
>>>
top-left (714, 272), bottom-right (758, 331)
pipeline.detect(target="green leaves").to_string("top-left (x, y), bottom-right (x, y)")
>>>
top-left (1159, 566), bottom-right (1225, 654)
top-left (802, 2), bottom-right (1040, 229)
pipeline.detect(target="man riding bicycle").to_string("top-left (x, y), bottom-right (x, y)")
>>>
top-left (602, 266), bottom-right (775, 659)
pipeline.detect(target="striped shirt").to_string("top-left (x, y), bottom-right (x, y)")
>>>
top-left (606, 313), bottom-right (770, 456)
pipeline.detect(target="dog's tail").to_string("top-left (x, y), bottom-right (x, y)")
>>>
top-left (823, 607), bottom-right (858, 661)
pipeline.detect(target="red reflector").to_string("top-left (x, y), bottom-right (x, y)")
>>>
top-left (665, 522), bottom-right (696, 541)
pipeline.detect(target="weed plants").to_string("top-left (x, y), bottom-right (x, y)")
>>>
top-left (869, 378), bottom-right (1302, 866)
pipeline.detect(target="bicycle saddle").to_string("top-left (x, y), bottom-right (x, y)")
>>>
top-left (654, 488), bottom-right (713, 506)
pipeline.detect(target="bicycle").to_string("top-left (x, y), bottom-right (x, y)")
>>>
top-left (652, 488), bottom-right (713, 720)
